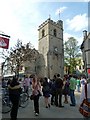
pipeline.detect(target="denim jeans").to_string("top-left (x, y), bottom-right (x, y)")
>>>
top-left (70, 89), bottom-right (76, 105)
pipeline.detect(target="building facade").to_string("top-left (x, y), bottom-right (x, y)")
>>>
top-left (38, 18), bottom-right (64, 79)
top-left (2, 18), bottom-right (64, 79)
top-left (81, 30), bottom-right (90, 75)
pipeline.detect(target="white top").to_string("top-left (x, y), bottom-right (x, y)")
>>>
top-left (80, 78), bottom-right (86, 86)
top-left (80, 83), bottom-right (90, 104)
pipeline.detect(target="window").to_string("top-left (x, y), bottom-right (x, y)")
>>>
top-left (42, 29), bottom-right (45, 37)
top-left (53, 29), bottom-right (57, 37)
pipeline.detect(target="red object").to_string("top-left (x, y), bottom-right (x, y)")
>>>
top-left (0, 36), bottom-right (9, 49)
top-left (88, 69), bottom-right (90, 74)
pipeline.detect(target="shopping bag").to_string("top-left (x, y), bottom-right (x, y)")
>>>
top-left (79, 99), bottom-right (90, 117)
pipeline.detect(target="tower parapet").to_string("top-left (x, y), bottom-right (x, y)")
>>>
top-left (38, 18), bottom-right (63, 30)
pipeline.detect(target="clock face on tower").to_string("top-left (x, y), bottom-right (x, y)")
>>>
top-left (54, 47), bottom-right (58, 52)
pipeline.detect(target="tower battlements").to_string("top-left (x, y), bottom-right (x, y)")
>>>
top-left (38, 18), bottom-right (63, 30)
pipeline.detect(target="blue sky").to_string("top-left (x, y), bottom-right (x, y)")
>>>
top-left (0, 0), bottom-right (89, 63)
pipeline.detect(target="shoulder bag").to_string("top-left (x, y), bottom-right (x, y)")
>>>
top-left (79, 83), bottom-right (90, 117)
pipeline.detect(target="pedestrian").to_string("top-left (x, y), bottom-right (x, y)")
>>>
top-left (80, 75), bottom-right (87, 92)
top-left (79, 75), bottom-right (90, 119)
top-left (8, 76), bottom-right (22, 120)
top-left (76, 77), bottom-right (81, 92)
top-left (42, 77), bottom-right (51, 108)
top-left (80, 75), bottom-right (90, 104)
top-left (54, 74), bottom-right (64, 107)
top-left (29, 75), bottom-right (33, 90)
top-left (32, 75), bottom-right (42, 116)
top-left (23, 75), bottom-right (30, 96)
top-left (69, 74), bottom-right (77, 106)
top-left (51, 75), bottom-right (56, 105)
top-left (62, 74), bottom-right (69, 104)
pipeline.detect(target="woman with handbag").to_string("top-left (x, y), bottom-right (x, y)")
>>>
top-left (31, 75), bottom-right (41, 116)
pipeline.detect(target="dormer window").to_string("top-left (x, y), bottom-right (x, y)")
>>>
top-left (42, 29), bottom-right (45, 37)
top-left (53, 29), bottom-right (57, 37)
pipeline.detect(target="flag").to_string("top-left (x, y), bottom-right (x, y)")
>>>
top-left (0, 36), bottom-right (9, 49)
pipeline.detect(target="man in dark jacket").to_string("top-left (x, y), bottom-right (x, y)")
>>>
top-left (8, 76), bottom-right (21, 120)
top-left (55, 74), bottom-right (64, 107)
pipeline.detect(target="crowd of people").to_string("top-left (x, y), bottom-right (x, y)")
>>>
top-left (1, 73), bottom-right (90, 120)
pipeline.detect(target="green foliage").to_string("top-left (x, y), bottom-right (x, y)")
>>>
top-left (64, 37), bottom-right (81, 74)
top-left (1, 39), bottom-right (38, 76)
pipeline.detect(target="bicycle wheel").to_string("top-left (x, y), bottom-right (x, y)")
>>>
top-left (2, 96), bottom-right (12, 114)
top-left (20, 93), bottom-right (29, 108)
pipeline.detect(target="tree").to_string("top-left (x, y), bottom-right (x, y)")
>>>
top-left (64, 37), bottom-right (81, 74)
top-left (1, 39), bottom-right (39, 77)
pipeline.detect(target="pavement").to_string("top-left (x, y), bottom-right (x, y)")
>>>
top-left (1, 90), bottom-right (83, 119)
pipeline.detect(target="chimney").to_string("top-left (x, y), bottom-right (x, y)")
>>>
top-left (83, 30), bottom-right (87, 40)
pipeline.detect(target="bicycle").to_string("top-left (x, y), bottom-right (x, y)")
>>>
top-left (19, 89), bottom-right (29, 108)
top-left (2, 94), bottom-right (12, 113)
top-left (2, 87), bottom-right (12, 114)
top-left (2, 87), bottom-right (29, 114)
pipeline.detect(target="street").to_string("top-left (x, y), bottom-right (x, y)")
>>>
top-left (1, 90), bottom-right (83, 119)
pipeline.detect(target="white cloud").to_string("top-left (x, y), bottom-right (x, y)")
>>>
top-left (64, 33), bottom-right (71, 42)
top-left (0, 1), bottom-right (21, 34)
top-left (55, 6), bottom-right (67, 15)
top-left (0, 0), bottom-right (42, 50)
top-left (64, 32), bottom-right (83, 45)
top-left (66, 13), bottom-right (88, 32)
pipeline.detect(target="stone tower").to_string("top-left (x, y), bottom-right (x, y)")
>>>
top-left (38, 18), bottom-right (64, 79)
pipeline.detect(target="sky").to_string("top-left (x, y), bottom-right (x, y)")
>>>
top-left (0, 0), bottom-right (89, 63)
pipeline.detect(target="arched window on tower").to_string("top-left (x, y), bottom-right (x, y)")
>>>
top-left (53, 29), bottom-right (57, 37)
top-left (42, 29), bottom-right (45, 37)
